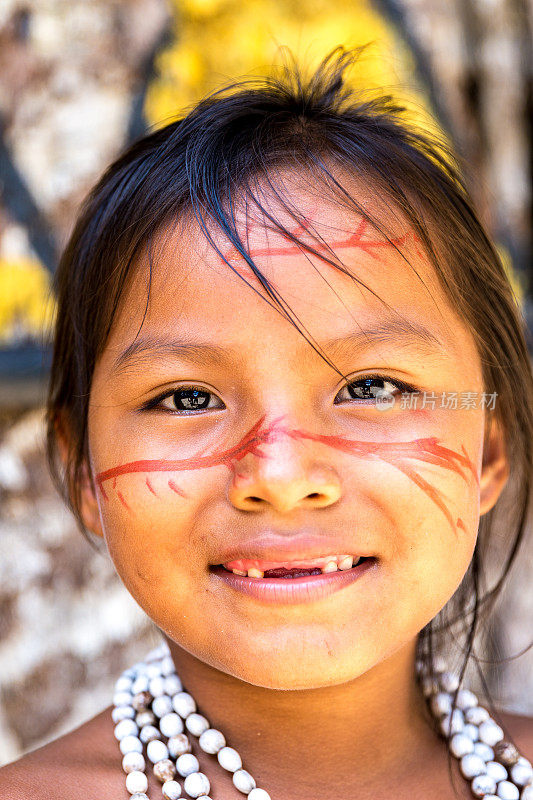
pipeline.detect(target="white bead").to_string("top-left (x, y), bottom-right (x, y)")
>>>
top-left (140, 725), bottom-right (160, 743)
top-left (116, 676), bottom-right (133, 692)
top-left (233, 769), bottom-right (257, 793)
top-left (471, 774), bottom-right (497, 797)
top-left (431, 692), bottom-right (453, 717)
top-left (185, 713), bottom-right (210, 737)
top-left (432, 655), bottom-right (449, 673)
top-left (153, 695), bottom-right (174, 718)
top-left (450, 733), bottom-right (475, 758)
top-left (115, 719), bottom-right (138, 740)
top-left (440, 672), bottom-right (460, 693)
top-left (248, 790), bottom-right (271, 800)
top-left (486, 761), bottom-right (508, 782)
top-left (511, 762), bottom-right (533, 786)
top-left (146, 663), bottom-right (163, 679)
top-left (149, 676), bottom-right (166, 697)
top-left (113, 706), bottom-right (136, 723)
top-left (466, 706), bottom-right (490, 725)
top-left (456, 689), bottom-right (478, 710)
top-left (421, 676), bottom-right (440, 697)
top-left (122, 751), bottom-right (146, 774)
top-left (184, 772), bottom-right (210, 798)
top-left (123, 667), bottom-right (137, 679)
top-left (172, 692), bottom-right (197, 718)
top-left (460, 753), bottom-right (487, 778)
top-left (129, 793), bottom-right (149, 800)
top-left (126, 771), bottom-right (148, 794)
top-left (136, 711), bottom-right (156, 727)
top-left (479, 720), bottom-right (505, 747)
top-left (440, 709), bottom-right (465, 737)
top-left (496, 780), bottom-right (519, 799)
top-left (217, 746), bottom-right (242, 772)
top-left (518, 757), bottom-right (532, 768)
top-left (474, 742), bottom-right (495, 762)
top-left (176, 753), bottom-right (200, 777)
top-left (463, 724), bottom-right (479, 742)
top-left (160, 656), bottom-right (175, 676)
top-left (114, 691), bottom-right (133, 707)
top-left (168, 734), bottom-right (192, 758)
top-left (165, 675), bottom-right (183, 696)
top-left (120, 735), bottom-right (143, 755)
top-left (160, 713), bottom-right (184, 737)
top-left (199, 728), bottom-right (226, 754)
top-left (521, 785), bottom-right (533, 800)
top-left (147, 739), bottom-right (169, 763)
top-left (146, 644), bottom-right (168, 661)
top-left (132, 676), bottom-right (150, 694)
top-left (162, 780), bottom-right (182, 800)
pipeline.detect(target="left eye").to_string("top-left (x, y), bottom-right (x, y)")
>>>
top-left (334, 375), bottom-right (414, 403)
top-left (148, 387), bottom-right (225, 413)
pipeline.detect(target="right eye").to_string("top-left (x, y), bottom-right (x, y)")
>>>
top-left (145, 386), bottom-right (225, 414)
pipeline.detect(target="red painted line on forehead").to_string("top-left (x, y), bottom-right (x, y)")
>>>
top-left (456, 518), bottom-right (467, 534)
top-left (219, 218), bottom-right (417, 268)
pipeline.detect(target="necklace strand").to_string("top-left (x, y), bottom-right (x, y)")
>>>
top-left (112, 642), bottom-right (533, 800)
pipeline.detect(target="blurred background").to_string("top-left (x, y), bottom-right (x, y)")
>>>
top-left (0, 0), bottom-right (532, 766)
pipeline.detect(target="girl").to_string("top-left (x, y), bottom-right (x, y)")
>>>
top-left (1, 47), bottom-right (532, 800)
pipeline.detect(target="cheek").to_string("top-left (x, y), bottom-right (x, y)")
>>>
top-left (95, 469), bottom-right (220, 606)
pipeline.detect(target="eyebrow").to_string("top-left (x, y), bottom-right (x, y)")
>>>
top-left (111, 316), bottom-right (448, 375)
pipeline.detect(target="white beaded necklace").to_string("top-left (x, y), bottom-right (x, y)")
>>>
top-left (112, 642), bottom-right (533, 800)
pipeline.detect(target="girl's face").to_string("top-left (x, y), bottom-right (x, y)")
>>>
top-left (85, 183), bottom-right (508, 689)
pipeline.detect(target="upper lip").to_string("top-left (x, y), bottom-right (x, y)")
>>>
top-left (211, 531), bottom-right (375, 565)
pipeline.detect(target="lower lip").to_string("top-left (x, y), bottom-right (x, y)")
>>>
top-left (209, 558), bottom-right (378, 605)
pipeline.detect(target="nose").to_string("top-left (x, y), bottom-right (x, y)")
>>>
top-left (227, 420), bottom-right (342, 513)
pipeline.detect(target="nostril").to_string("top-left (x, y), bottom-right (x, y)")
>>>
top-left (307, 493), bottom-right (321, 499)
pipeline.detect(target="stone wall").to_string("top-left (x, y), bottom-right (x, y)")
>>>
top-left (0, 409), bottom-right (158, 765)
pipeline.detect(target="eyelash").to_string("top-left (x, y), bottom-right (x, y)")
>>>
top-left (141, 374), bottom-right (418, 415)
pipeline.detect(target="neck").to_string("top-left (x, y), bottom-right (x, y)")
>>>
top-left (165, 637), bottom-right (440, 799)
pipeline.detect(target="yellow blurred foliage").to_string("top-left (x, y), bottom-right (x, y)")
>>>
top-left (0, 257), bottom-right (55, 343)
top-left (145, 0), bottom-right (441, 140)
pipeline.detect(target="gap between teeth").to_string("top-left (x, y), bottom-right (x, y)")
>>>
top-left (232, 555), bottom-right (361, 578)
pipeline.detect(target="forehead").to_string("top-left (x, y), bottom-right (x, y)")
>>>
top-left (106, 179), bottom-right (471, 365)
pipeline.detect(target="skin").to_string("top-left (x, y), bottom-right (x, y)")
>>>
top-left (1, 175), bottom-right (530, 799)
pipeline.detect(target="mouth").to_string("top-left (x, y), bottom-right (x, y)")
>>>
top-left (208, 556), bottom-right (378, 604)
top-left (212, 554), bottom-right (373, 578)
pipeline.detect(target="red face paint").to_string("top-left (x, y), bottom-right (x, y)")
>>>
top-left (220, 219), bottom-right (421, 280)
top-left (96, 415), bottom-right (477, 535)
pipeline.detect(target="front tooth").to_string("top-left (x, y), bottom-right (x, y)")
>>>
top-left (322, 561), bottom-right (338, 573)
top-left (338, 556), bottom-right (354, 570)
top-left (247, 568), bottom-right (264, 578)
top-left (232, 569), bottom-right (247, 576)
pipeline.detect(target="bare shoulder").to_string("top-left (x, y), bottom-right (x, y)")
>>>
top-left (498, 709), bottom-right (533, 761)
top-left (0, 707), bottom-right (123, 800)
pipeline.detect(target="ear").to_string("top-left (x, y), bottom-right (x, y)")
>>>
top-left (479, 413), bottom-right (510, 516)
top-left (78, 460), bottom-right (105, 538)
top-left (55, 412), bottom-right (104, 539)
